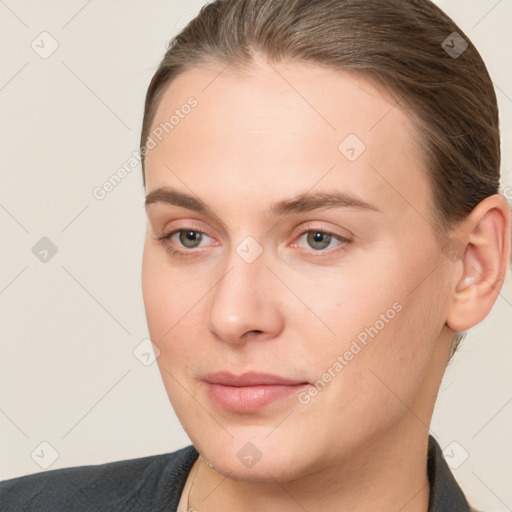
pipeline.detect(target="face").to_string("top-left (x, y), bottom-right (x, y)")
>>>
top-left (141, 57), bottom-right (454, 482)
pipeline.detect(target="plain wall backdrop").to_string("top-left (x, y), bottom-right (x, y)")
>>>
top-left (1, 1), bottom-right (511, 510)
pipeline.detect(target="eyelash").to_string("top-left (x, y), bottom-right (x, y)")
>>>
top-left (157, 224), bottom-right (352, 258)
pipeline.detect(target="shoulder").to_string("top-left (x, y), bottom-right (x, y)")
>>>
top-left (0, 444), bottom-right (199, 512)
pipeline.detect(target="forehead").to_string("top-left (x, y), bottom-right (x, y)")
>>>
top-left (144, 59), bottom-right (431, 227)
top-left (148, 59), bottom-right (412, 142)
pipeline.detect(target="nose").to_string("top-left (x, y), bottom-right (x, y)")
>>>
top-left (207, 242), bottom-right (284, 345)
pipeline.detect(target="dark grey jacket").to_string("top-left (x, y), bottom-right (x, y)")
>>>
top-left (0, 435), bottom-right (479, 511)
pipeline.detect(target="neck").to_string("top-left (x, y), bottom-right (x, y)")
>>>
top-left (187, 420), bottom-right (431, 512)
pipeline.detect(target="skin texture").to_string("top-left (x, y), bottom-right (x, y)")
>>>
top-left (141, 56), bottom-right (510, 512)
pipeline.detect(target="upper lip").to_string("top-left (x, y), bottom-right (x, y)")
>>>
top-left (203, 371), bottom-right (308, 387)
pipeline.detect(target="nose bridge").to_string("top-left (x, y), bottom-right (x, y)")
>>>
top-left (207, 234), bottom-right (281, 343)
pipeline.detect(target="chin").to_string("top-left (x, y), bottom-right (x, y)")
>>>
top-left (208, 454), bottom-right (303, 483)
top-left (192, 432), bottom-right (317, 483)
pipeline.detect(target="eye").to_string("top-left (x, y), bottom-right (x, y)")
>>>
top-left (156, 225), bottom-right (351, 257)
top-left (294, 226), bottom-right (351, 253)
top-left (157, 228), bottom-right (212, 253)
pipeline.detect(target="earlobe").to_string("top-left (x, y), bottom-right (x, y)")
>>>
top-left (446, 194), bottom-right (511, 332)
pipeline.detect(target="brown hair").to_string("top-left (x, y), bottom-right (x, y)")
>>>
top-left (140, 0), bottom-right (501, 358)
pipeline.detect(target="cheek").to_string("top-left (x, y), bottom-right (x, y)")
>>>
top-left (142, 241), bottom-right (189, 333)
top-left (142, 250), bottom-right (206, 418)
top-left (142, 247), bottom-right (185, 363)
top-left (141, 241), bottom-right (210, 365)
top-left (304, 248), bottom-right (447, 422)
top-left (141, 247), bottom-right (169, 338)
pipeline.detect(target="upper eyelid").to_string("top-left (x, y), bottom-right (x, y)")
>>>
top-left (159, 218), bottom-right (351, 238)
top-left (160, 225), bottom-right (347, 238)
top-left (298, 222), bottom-right (352, 240)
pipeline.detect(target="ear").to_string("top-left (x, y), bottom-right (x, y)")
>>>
top-left (445, 194), bottom-right (511, 332)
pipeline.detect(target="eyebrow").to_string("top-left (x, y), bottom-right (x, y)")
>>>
top-left (145, 187), bottom-right (380, 217)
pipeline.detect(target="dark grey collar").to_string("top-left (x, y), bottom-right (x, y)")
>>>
top-left (427, 435), bottom-right (474, 512)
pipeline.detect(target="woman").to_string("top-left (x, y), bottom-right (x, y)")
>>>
top-left (1, 0), bottom-right (510, 510)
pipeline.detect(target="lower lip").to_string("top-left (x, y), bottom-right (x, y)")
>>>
top-left (204, 382), bottom-right (309, 412)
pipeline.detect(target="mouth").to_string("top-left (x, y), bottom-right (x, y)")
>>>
top-left (202, 371), bottom-right (310, 412)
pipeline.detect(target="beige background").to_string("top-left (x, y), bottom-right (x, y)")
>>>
top-left (0, 1), bottom-right (511, 510)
